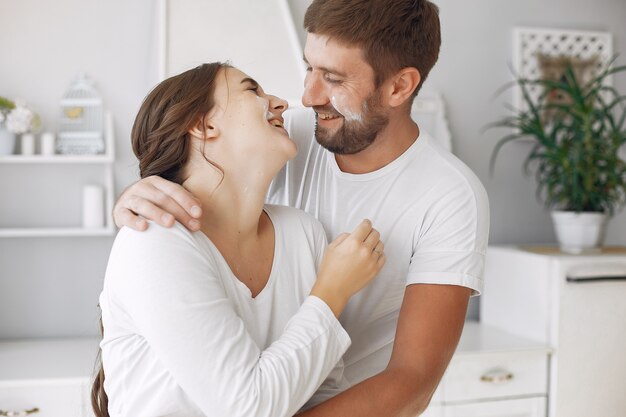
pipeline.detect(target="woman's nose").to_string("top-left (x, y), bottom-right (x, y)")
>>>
top-left (269, 95), bottom-right (288, 115)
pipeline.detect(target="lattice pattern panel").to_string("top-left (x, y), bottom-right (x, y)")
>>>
top-left (512, 27), bottom-right (613, 110)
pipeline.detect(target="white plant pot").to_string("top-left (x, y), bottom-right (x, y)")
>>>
top-left (0, 127), bottom-right (16, 155)
top-left (551, 210), bottom-right (608, 254)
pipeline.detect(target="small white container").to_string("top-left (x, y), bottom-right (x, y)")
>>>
top-left (20, 133), bottom-right (35, 155)
top-left (0, 128), bottom-right (16, 155)
top-left (551, 210), bottom-right (608, 253)
top-left (41, 132), bottom-right (56, 155)
top-left (82, 184), bottom-right (104, 228)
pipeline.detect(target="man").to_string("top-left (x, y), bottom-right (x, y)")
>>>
top-left (114, 0), bottom-right (489, 415)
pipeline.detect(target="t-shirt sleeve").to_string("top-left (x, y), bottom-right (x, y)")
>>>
top-left (301, 357), bottom-right (351, 412)
top-left (406, 176), bottom-right (490, 296)
top-left (106, 224), bottom-right (351, 417)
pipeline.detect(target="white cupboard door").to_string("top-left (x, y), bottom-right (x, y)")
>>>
top-left (440, 397), bottom-right (546, 417)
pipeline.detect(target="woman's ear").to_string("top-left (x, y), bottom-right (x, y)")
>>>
top-left (387, 67), bottom-right (421, 108)
top-left (188, 117), bottom-right (219, 140)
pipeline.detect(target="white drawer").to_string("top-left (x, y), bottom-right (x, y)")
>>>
top-left (439, 351), bottom-right (548, 403)
top-left (0, 379), bottom-right (88, 417)
top-left (438, 397), bottom-right (547, 417)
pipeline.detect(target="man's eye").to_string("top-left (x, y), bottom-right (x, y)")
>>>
top-left (248, 86), bottom-right (260, 94)
top-left (305, 66), bottom-right (312, 72)
top-left (323, 74), bottom-right (341, 84)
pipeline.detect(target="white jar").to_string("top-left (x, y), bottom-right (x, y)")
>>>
top-left (21, 133), bottom-right (35, 155)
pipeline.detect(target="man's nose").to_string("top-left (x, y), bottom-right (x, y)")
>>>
top-left (302, 72), bottom-right (327, 108)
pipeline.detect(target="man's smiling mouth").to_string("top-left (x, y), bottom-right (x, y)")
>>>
top-left (317, 113), bottom-right (342, 121)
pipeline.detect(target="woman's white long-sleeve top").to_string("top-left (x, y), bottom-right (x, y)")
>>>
top-left (100, 204), bottom-right (350, 417)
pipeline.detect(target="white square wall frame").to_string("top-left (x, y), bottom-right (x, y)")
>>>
top-left (512, 27), bottom-right (613, 111)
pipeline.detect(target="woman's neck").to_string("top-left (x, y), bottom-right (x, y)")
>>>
top-left (183, 172), bottom-right (270, 249)
top-left (183, 170), bottom-right (276, 297)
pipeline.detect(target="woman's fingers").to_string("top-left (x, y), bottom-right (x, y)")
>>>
top-left (350, 219), bottom-right (373, 242)
top-left (373, 241), bottom-right (384, 257)
top-left (330, 232), bottom-right (350, 247)
top-left (363, 229), bottom-right (381, 251)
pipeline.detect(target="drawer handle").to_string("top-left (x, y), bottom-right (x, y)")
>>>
top-left (480, 369), bottom-right (514, 384)
top-left (0, 408), bottom-right (40, 417)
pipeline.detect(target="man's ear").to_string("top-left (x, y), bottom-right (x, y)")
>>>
top-left (188, 117), bottom-right (219, 140)
top-left (387, 67), bottom-right (421, 108)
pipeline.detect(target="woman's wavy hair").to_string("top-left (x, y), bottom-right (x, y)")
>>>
top-left (91, 62), bottom-right (229, 417)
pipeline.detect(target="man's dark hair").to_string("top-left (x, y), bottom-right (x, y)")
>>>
top-left (304, 0), bottom-right (441, 98)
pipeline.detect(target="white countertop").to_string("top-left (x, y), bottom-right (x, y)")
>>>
top-left (0, 323), bottom-right (549, 384)
top-left (0, 337), bottom-right (100, 384)
top-left (455, 321), bottom-right (551, 356)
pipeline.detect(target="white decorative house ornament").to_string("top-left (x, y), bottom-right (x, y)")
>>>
top-left (57, 74), bottom-right (105, 155)
top-left (512, 27), bottom-right (613, 111)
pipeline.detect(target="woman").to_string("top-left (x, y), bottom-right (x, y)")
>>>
top-left (92, 62), bottom-right (385, 417)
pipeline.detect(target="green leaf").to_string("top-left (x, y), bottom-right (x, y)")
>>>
top-left (0, 96), bottom-right (16, 110)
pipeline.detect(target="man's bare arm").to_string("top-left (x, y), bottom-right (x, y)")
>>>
top-left (113, 176), bottom-right (203, 231)
top-left (298, 283), bottom-right (471, 417)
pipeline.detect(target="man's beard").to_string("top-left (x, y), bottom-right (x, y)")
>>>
top-left (314, 89), bottom-right (389, 155)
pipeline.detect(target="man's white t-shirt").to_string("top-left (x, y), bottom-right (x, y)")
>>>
top-left (100, 204), bottom-right (351, 417)
top-left (268, 107), bottom-right (490, 386)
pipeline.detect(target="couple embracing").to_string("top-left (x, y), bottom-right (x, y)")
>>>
top-left (94, 1), bottom-right (489, 416)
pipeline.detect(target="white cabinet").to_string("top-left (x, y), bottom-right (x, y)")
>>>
top-left (0, 113), bottom-right (115, 238)
top-left (424, 397), bottom-right (547, 417)
top-left (0, 338), bottom-right (100, 417)
top-left (424, 322), bottom-right (550, 417)
top-left (480, 246), bottom-right (626, 417)
top-left (0, 326), bottom-right (548, 417)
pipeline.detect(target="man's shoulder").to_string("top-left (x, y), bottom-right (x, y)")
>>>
top-left (414, 132), bottom-right (488, 203)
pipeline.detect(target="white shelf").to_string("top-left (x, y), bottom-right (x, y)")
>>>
top-left (0, 154), bottom-right (113, 164)
top-left (0, 227), bottom-right (116, 238)
top-left (0, 112), bottom-right (117, 238)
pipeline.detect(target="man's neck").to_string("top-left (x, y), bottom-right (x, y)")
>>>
top-left (334, 117), bottom-right (420, 174)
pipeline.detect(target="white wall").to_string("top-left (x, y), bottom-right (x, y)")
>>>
top-left (1, 0), bottom-right (625, 338)
top-left (167, 0), bottom-right (305, 102)
top-left (0, 0), bottom-right (158, 337)
top-left (429, 0), bottom-right (626, 247)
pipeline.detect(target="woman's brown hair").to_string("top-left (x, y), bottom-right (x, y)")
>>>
top-left (91, 62), bottom-right (228, 417)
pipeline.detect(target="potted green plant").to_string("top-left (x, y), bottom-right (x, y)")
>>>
top-left (489, 57), bottom-right (626, 253)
